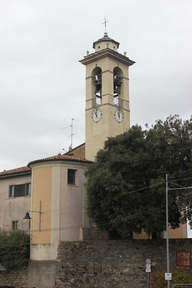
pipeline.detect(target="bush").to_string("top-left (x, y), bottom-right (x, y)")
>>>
top-left (0, 230), bottom-right (30, 270)
top-left (151, 268), bottom-right (192, 288)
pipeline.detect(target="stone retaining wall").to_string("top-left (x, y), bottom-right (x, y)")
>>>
top-left (0, 239), bottom-right (191, 288)
top-left (0, 266), bottom-right (28, 288)
top-left (55, 239), bottom-right (192, 288)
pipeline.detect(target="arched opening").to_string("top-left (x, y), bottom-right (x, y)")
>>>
top-left (113, 67), bottom-right (123, 106)
top-left (92, 67), bottom-right (102, 106)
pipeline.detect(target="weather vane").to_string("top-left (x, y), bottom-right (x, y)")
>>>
top-left (102, 17), bottom-right (108, 33)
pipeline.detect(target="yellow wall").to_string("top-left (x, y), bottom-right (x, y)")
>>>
top-left (133, 223), bottom-right (187, 239)
top-left (32, 167), bottom-right (52, 244)
top-left (84, 57), bottom-right (131, 161)
top-left (133, 230), bottom-right (149, 239)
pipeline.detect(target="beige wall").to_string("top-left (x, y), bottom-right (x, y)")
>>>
top-left (59, 162), bottom-right (89, 241)
top-left (31, 166), bottom-right (52, 244)
top-left (133, 223), bottom-right (187, 239)
top-left (0, 175), bottom-right (31, 232)
top-left (163, 223), bottom-right (187, 239)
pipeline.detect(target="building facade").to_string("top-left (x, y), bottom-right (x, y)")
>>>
top-left (0, 167), bottom-right (31, 233)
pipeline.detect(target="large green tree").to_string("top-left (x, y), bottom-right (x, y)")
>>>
top-left (85, 115), bottom-right (192, 238)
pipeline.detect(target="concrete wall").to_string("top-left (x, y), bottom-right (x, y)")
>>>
top-left (0, 174), bottom-right (31, 232)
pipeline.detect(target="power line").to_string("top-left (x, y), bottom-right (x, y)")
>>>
top-left (23, 197), bottom-right (177, 233)
top-left (30, 177), bottom-right (192, 214)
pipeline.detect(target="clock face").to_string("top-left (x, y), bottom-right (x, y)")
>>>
top-left (114, 108), bottom-right (124, 124)
top-left (91, 108), bottom-right (103, 124)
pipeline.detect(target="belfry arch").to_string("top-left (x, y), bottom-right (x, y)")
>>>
top-left (113, 67), bottom-right (123, 106)
top-left (92, 67), bottom-right (102, 106)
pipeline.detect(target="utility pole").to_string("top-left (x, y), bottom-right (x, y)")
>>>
top-left (166, 174), bottom-right (170, 288)
top-left (165, 175), bottom-right (192, 287)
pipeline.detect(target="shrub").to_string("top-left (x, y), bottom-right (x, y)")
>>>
top-left (151, 268), bottom-right (192, 288)
top-left (0, 230), bottom-right (30, 270)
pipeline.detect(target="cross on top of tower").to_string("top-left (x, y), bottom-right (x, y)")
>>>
top-left (102, 17), bottom-right (108, 33)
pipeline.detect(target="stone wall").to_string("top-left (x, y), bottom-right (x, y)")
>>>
top-left (0, 239), bottom-right (191, 288)
top-left (0, 266), bottom-right (28, 288)
top-left (55, 239), bottom-right (192, 288)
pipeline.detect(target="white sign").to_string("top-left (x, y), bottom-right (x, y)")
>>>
top-left (165, 273), bottom-right (172, 280)
top-left (146, 264), bottom-right (151, 272)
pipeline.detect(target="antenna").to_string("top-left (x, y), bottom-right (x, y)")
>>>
top-left (62, 118), bottom-right (80, 151)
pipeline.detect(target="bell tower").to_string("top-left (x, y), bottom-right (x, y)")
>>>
top-left (80, 32), bottom-right (135, 161)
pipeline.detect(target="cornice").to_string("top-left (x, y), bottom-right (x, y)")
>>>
top-left (80, 49), bottom-right (135, 66)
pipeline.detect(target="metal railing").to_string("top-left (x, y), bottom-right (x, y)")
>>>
top-left (171, 284), bottom-right (192, 288)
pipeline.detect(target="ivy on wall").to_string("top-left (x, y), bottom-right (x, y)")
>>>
top-left (151, 268), bottom-right (192, 288)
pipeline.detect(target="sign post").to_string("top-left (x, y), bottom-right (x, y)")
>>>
top-left (146, 259), bottom-right (151, 288)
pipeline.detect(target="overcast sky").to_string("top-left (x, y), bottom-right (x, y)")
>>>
top-left (0, 0), bottom-right (192, 171)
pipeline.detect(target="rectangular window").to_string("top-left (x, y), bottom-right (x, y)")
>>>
top-left (68, 169), bottom-right (76, 185)
top-left (9, 183), bottom-right (31, 198)
top-left (26, 183), bottom-right (31, 195)
top-left (12, 221), bottom-right (18, 230)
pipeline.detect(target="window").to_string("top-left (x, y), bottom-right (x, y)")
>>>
top-left (26, 183), bottom-right (31, 195)
top-left (12, 221), bottom-right (18, 230)
top-left (9, 183), bottom-right (31, 198)
top-left (68, 169), bottom-right (76, 185)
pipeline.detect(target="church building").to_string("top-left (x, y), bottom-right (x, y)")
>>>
top-left (0, 32), bottom-right (187, 261)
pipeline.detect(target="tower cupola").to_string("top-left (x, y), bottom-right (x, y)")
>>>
top-left (93, 32), bottom-right (120, 52)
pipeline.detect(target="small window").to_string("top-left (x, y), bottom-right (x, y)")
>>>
top-left (28, 220), bottom-right (31, 230)
top-left (68, 169), bottom-right (76, 185)
top-left (12, 221), bottom-right (18, 230)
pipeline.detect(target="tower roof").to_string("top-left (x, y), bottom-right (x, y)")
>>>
top-left (93, 32), bottom-right (120, 49)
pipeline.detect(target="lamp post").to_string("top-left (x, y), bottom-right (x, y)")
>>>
top-left (23, 200), bottom-right (42, 232)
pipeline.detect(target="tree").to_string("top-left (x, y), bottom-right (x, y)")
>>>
top-left (85, 115), bottom-right (192, 238)
top-left (0, 230), bottom-right (30, 270)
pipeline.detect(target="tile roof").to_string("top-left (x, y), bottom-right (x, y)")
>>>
top-left (28, 153), bottom-right (93, 167)
top-left (0, 166), bottom-right (31, 179)
top-left (0, 153), bottom-right (92, 179)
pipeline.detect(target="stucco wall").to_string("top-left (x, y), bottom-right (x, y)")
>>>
top-left (60, 163), bottom-right (88, 241)
top-left (0, 174), bottom-right (31, 232)
top-left (32, 166), bottom-right (52, 245)
top-left (30, 160), bottom-right (90, 261)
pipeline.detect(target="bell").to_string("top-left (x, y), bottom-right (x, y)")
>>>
top-left (23, 212), bottom-right (31, 219)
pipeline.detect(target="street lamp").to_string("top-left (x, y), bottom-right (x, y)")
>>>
top-left (23, 200), bottom-right (42, 232)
